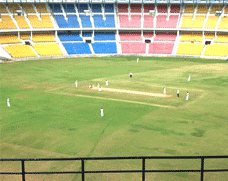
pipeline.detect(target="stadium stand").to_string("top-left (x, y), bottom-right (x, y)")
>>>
top-left (214, 34), bottom-right (228, 43)
top-left (154, 32), bottom-right (177, 41)
top-left (225, 6), bottom-right (228, 13)
top-left (36, 4), bottom-right (48, 13)
top-left (143, 31), bottom-right (154, 38)
top-left (33, 43), bottom-right (63, 56)
top-left (105, 4), bottom-right (114, 13)
top-left (20, 34), bottom-right (30, 40)
top-left (121, 42), bottom-right (146, 54)
top-left (217, 16), bottom-right (228, 29)
top-left (144, 15), bottom-right (154, 28)
top-left (21, 3), bottom-right (35, 13)
top-left (80, 15), bottom-right (92, 28)
top-left (0, 34), bottom-right (21, 44)
top-left (130, 4), bottom-right (141, 13)
top-left (93, 15), bottom-right (115, 28)
top-left (62, 4), bottom-right (76, 13)
top-left (63, 42), bottom-right (92, 54)
top-left (92, 4), bottom-right (102, 13)
top-left (58, 32), bottom-right (83, 41)
top-left (3, 44), bottom-right (37, 58)
top-left (28, 15), bottom-right (54, 29)
top-left (0, 4), bottom-right (7, 13)
top-left (157, 4), bottom-right (168, 13)
top-left (210, 5), bottom-right (220, 14)
top-left (14, 15), bottom-right (30, 29)
top-left (170, 4), bottom-right (180, 13)
top-left (180, 32), bottom-right (203, 42)
top-left (54, 15), bottom-right (80, 28)
top-left (149, 42), bottom-right (174, 54)
top-left (156, 15), bottom-right (179, 28)
top-left (144, 4), bottom-right (154, 13)
top-left (94, 31), bottom-right (115, 41)
top-left (205, 16), bottom-right (219, 29)
top-left (204, 44), bottom-right (228, 57)
top-left (0, 15), bottom-right (17, 29)
top-left (82, 31), bottom-right (92, 37)
top-left (77, 4), bottom-right (89, 13)
top-left (92, 42), bottom-right (117, 54)
top-left (184, 4), bottom-right (195, 13)
top-left (119, 15), bottom-right (141, 28)
top-left (181, 15), bottom-right (205, 29)
top-left (7, 4), bottom-right (20, 13)
top-left (177, 43), bottom-right (204, 55)
top-left (118, 4), bottom-right (128, 13)
top-left (204, 33), bottom-right (215, 39)
top-left (49, 3), bottom-right (62, 13)
top-left (197, 4), bottom-right (209, 13)
top-left (32, 33), bottom-right (56, 42)
top-left (119, 32), bottom-right (142, 41)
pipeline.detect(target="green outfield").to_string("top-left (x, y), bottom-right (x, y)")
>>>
top-left (1, 56), bottom-right (228, 181)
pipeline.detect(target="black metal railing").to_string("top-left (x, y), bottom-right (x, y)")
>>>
top-left (1, 155), bottom-right (228, 181)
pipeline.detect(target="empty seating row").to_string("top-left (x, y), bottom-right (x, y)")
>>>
top-left (63, 43), bottom-right (91, 54)
top-left (92, 42), bottom-right (117, 54)
top-left (181, 15), bottom-right (205, 29)
top-left (0, 35), bottom-right (21, 44)
top-left (205, 16), bottom-right (219, 29)
top-left (214, 34), bottom-right (228, 43)
top-left (93, 15), bottom-right (115, 28)
top-left (204, 44), bottom-right (228, 57)
top-left (149, 42), bottom-right (174, 54)
top-left (0, 15), bottom-right (17, 29)
top-left (177, 43), bottom-right (204, 55)
top-left (197, 4), bottom-right (209, 13)
top-left (121, 42), bottom-right (146, 54)
top-left (119, 32), bottom-right (142, 41)
top-left (119, 15), bottom-right (141, 28)
top-left (80, 15), bottom-right (92, 28)
top-left (154, 32), bottom-right (177, 41)
top-left (180, 33), bottom-right (203, 42)
top-left (33, 43), bottom-right (63, 56)
top-left (218, 16), bottom-right (228, 29)
top-left (28, 15), bottom-right (54, 29)
top-left (94, 32), bottom-right (115, 41)
top-left (32, 33), bottom-right (56, 42)
top-left (156, 15), bottom-right (179, 28)
top-left (54, 15), bottom-right (80, 28)
top-left (58, 32), bottom-right (82, 41)
top-left (15, 15), bottom-right (30, 29)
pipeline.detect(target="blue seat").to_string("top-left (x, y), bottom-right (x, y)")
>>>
top-left (94, 32), bottom-right (116, 41)
top-left (80, 15), bottom-right (92, 28)
top-left (92, 42), bottom-right (117, 54)
top-left (54, 15), bottom-right (80, 28)
top-left (92, 4), bottom-right (102, 13)
top-left (93, 15), bottom-right (115, 28)
top-left (62, 4), bottom-right (76, 13)
top-left (105, 4), bottom-right (114, 13)
top-left (77, 4), bottom-right (88, 13)
top-left (105, 15), bottom-right (115, 27)
top-left (63, 43), bottom-right (92, 54)
top-left (82, 32), bottom-right (92, 37)
top-left (49, 4), bottom-right (62, 13)
top-left (58, 32), bottom-right (83, 41)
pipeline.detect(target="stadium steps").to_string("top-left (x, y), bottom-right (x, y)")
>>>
top-left (172, 34), bottom-right (181, 55)
top-left (30, 45), bottom-right (40, 57)
top-left (54, 34), bottom-right (68, 55)
top-left (146, 43), bottom-right (149, 54)
top-left (0, 46), bottom-right (13, 60)
top-left (215, 12), bottom-right (223, 30)
top-left (89, 43), bottom-right (95, 54)
top-left (116, 31), bottom-right (122, 54)
top-left (203, 9), bottom-right (210, 29)
top-left (200, 44), bottom-right (207, 57)
top-left (9, 14), bottom-right (20, 30)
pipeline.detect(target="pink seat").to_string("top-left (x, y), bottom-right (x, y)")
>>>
top-left (119, 15), bottom-right (141, 28)
top-left (156, 15), bottom-right (179, 28)
top-left (118, 4), bottom-right (128, 13)
top-left (144, 4), bottom-right (154, 13)
top-left (119, 32), bottom-right (142, 41)
top-left (121, 42), bottom-right (146, 54)
top-left (149, 42), bottom-right (174, 54)
top-left (131, 4), bottom-right (141, 13)
top-left (170, 4), bottom-right (180, 13)
top-left (143, 31), bottom-right (154, 38)
top-left (144, 15), bottom-right (154, 28)
top-left (157, 5), bottom-right (168, 13)
top-left (154, 32), bottom-right (177, 41)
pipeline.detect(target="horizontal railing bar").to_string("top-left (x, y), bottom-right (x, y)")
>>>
top-left (1, 155), bottom-right (228, 161)
top-left (1, 169), bottom-right (228, 175)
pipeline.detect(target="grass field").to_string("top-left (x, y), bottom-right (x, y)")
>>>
top-left (0, 56), bottom-right (228, 181)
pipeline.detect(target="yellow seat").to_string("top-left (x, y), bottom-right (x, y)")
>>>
top-left (22, 4), bottom-right (35, 13)
top-left (205, 33), bottom-right (215, 39)
top-left (36, 4), bottom-right (48, 13)
top-left (28, 15), bottom-right (54, 29)
top-left (214, 35), bottom-right (228, 43)
top-left (14, 15), bottom-right (30, 29)
top-left (181, 15), bottom-right (205, 29)
top-left (20, 34), bottom-right (30, 40)
top-left (180, 33), bottom-right (203, 42)
top-left (4, 44), bottom-right (37, 58)
top-left (204, 44), bottom-right (228, 57)
top-left (217, 16), bottom-right (228, 29)
top-left (210, 5), bottom-right (220, 14)
top-left (7, 4), bottom-right (20, 13)
top-left (205, 16), bottom-right (219, 29)
top-left (0, 15), bottom-right (17, 29)
top-left (0, 35), bottom-right (22, 44)
top-left (32, 33), bottom-right (56, 42)
top-left (197, 4), bottom-right (209, 13)
top-left (0, 4), bottom-right (8, 13)
top-left (177, 43), bottom-right (204, 55)
top-left (184, 4), bottom-right (195, 13)
top-left (32, 43), bottom-right (63, 56)
top-left (225, 6), bottom-right (228, 14)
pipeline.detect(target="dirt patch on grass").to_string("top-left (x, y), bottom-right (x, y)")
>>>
top-left (21, 85), bottom-right (53, 89)
top-left (92, 87), bottom-right (174, 98)
top-left (192, 64), bottom-right (228, 71)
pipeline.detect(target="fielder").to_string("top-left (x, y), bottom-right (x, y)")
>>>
top-left (130, 72), bottom-right (133, 78)
top-left (186, 92), bottom-right (189, 100)
top-left (177, 90), bottom-right (180, 97)
top-left (97, 83), bottom-right (100, 89)
top-left (188, 75), bottom-right (191, 81)
top-left (100, 108), bottom-right (104, 117)
top-left (163, 87), bottom-right (166, 95)
top-left (75, 80), bottom-right (78, 88)
top-left (106, 80), bottom-right (108, 86)
top-left (7, 98), bottom-right (10, 107)
top-left (137, 58), bottom-right (139, 63)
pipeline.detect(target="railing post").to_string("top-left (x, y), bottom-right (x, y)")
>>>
top-left (142, 158), bottom-right (145, 181)
top-left (21, 160), bottom-right (25, 181)
top-left (201, 157), bottom-right (204, 181)
top-left (81, 159), bottom-right (84, 181)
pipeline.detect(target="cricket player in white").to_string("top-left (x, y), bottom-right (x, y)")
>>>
top-left (7, 98), bottom-right (10, 107)
top-left (137, 58), bottom-right (139, 63)
top-left (186, 92), bottom-right (189, 100)
top-left (100, 108), bottom-right (104, 117)
top-left (163, 87), bottom-right (166, 95)
top-left (97, 83), bottom-right (100, 89)
top-left (75, 80), bottom-right (78, 88)
top-left (106, 80), bottom-right (108, 86)
top-left (188, 75), bottom-right (191, 81)
top-left (177, 90), bottom-right (180, 97)
top-left (130, 72), bottom-right (133, 78)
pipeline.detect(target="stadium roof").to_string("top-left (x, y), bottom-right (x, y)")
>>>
top-left (0, 0), bottom-right (227, 4)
